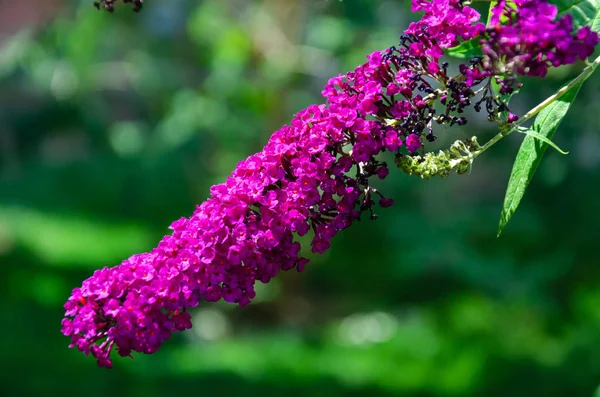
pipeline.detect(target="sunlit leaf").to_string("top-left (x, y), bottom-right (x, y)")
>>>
top-left (445, 37), bottom-right (482, 59)
top-left (497, 80), bottom-right (584, 236)
top-left (515, 126), bottom-right (569, 155)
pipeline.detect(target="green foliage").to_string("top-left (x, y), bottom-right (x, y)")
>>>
top-left (445, 37), bottom-right (482, 59)
top-left (498, 80), bottom-right (583, 236)
top-left (499, 0), bottom-right (600, 234)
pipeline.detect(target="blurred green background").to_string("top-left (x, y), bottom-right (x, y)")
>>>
top-left (1, 0), bottom-right (600, 396)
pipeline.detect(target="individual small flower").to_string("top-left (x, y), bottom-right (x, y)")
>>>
top-left (406, 134), bottom-right (423, 154)
top-left (379, 198), bottom-right (394, 208)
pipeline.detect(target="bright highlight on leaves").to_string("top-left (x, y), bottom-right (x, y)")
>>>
top-left (445, 37), bottom-right (483, 59)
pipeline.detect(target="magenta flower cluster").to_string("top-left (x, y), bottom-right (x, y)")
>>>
top-left (67, 0), bottom-right (598, 367)
top-left (408, 0), bottom-right (485, 50)
top-left (484, 0), bottom-right (599, 77)
top-left (62, 55), bottom-right (405, 367)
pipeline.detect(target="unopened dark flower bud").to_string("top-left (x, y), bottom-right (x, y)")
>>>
top-left (94, 0), bottom-right (143, 12)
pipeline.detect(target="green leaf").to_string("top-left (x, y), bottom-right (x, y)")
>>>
top-left (515, 127), bottom-right (569, 155)
top-left (445, 37), bottom-right (482, 59)
top-left (553, 0), bottom-right (600, 31)
top-left (497, 80), bottom-right (584, 236)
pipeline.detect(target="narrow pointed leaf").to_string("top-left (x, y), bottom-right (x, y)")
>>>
top-left (515, 127), bottom-right (569, 155)
top-left (497, 80), bottom-right (584, 236)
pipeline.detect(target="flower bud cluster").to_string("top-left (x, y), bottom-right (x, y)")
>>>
top-left (395, 137), bottom-right (481, 179)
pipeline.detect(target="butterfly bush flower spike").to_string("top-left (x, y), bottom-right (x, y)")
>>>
top-left (66, 0), bottom-right (599, 367)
